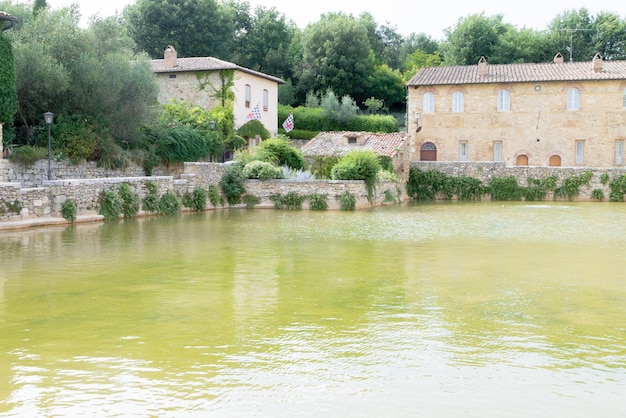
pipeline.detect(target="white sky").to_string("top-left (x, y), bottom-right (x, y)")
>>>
top-left (43, 0), bottom-right (626, 39)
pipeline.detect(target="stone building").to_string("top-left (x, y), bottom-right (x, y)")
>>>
top-left (302, 131), bottom-right (411, 181)
top-left (406, 53), bottom-right (626, 167)
top-left (150, 46), bottom-right (285, 136)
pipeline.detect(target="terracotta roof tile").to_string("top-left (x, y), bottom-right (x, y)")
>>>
top-left (407, 60), bottom-right (626, 86)
top-left (301, 131), bottom-right (408, 158)
top-left (150, 57), bottom-right (284, 84)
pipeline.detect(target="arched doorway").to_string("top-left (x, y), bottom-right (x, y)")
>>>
top-left (420, 142), bottom-right (437, 161)
top-left (549, 155), bottom-right (561, 167)
top-left (516, 154), bottom-right (528, 166)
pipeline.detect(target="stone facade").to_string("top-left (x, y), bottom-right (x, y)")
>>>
top-left (151, 46), bottom-right (284, 135)
top-left (407, 55), bottom-right (626, 168)
top-left (412, 161), bottom-right (626, 201)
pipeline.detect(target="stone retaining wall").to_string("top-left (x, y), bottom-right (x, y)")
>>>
top-left (0, 159), bottom-right (178, 188)
top-left (0, 162), bottom-right (401, 225)
top-left (412, 162), bottom-right (626, 200)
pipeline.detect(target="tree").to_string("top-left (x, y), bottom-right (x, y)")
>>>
top-left (8, 7), bottom-right (158, 148)
top-left (547, 8), bottom-right (595, 62)
top-left (226, 1), bottom-right (296, 79)
top-left (124, 0), bottom-right (234, 59)
top-left (590, 12), bottom-right (626, 60)
top-left (442, 13), bottom-right (509, 65)
top-left (0, 32), bottom-right (17, 130)
top-left (295, 13), bottom-right (373, 105)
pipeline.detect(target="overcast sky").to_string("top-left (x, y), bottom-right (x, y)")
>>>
top-left (44, 0), bottom-right (625, 39)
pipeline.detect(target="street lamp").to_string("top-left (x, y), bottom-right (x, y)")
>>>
top-left (43, 111), bottom-right (54, 180)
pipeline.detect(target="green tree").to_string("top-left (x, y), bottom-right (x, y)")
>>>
top-left (227, 1), bottom-right (296, 79)
top-left (295, 13), bottom-right (373, 105)
top-left (8, 8), bottom-right (158, 147)
top-left (442, 13), bottom-right (509, 65)
top-left (547, 8), bottom-right (595, 62)
top-left (0, 32), bottom-right (17, 131)
top-left (591, 12), bottom-right (626, 60)
top-left (124, 0), bottom-right (234, 60)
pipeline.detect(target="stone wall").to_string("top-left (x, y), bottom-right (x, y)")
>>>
top-left (0, 162), bottom-right (402, 225)
top-left (0, 159), bottom-right (178, 188)
top-left (412, 161), bottom-right (626, 200)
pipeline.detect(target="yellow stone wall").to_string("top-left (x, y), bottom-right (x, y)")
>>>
top-left (408, 80), bottom-right (626, 167)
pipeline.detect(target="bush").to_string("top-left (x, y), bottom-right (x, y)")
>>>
top-left (331, 150), bottom-right (381, 200)
top-left (236, 119), bottom-right (271, 140)
top-left (158, 191), bottom-right (182, 216)
top-left (282, 166), bottom-right (316, 181)
top-left (489, 176), bottom-right (522, 201)
top-left (257, 137), bottom-right (306, 170)
top-left (142, 181), bottom-right (160, 213)
top-left (242, 194), bottom-right (260, 208)
top-left (183, 187), bottom-right (208, 212)
top-left (243, 160), bottom-right (283, 180)
top-left (308, 193), bottom-right (328, 211)
top-left (208, 184), bottom-right (223, 207)
top-left (220, 163), bottom-right (246, 205)
top-left (8, 146), bottom-right (47, 166)
top-left (61, 199), bottom-right (77, 222)
top-left (337, 191), bottom-right (356, 211)
top-left (98, 190), bottom-right (122, 222)
top-left (119, 183), bottom-right (140, 219)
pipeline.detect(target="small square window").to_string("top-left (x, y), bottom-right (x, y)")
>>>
top-left (169, 74), bottom-right (177, 79)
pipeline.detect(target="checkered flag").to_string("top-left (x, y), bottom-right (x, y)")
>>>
top-left (282, 113), bottom-right (294, 133)
top-left (247, 103), bottom-right (262, 121)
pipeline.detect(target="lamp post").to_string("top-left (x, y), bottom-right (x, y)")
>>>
top-left (43, 111), bottom-right (54, 180)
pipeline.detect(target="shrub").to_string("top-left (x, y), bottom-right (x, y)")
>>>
top-left (220, 163), bottom-right (246, 205)
top-left (183, 188), bottom-right (208, 212)
top-left (337, 191), bottom-right (356, 211)
top-left (236, 119), bottom-right (271, 140)
top-left (406, 168), bottom-right (449, 200)
top-left (119, 183), bottom-right (140, 219)
top-left (282, 166), bottom-right (315, 181)
top-left (554, 171), bottom-right (593, 201)
top-left (158, 191), bottom-right (182, 216)
top-left (61, 199), bottom-right (77, 222)
top-left (309, 156), bottom-right (340, 179)
top-left (331, 150), bottom-right (381, 200)
top-left (308, 193), bottom-right (328, 210)
top-left (489, 176), bottom-right (522, 201)
top-left (8, 146), bottom-right (47, 166)
top-left (242, 194), bottom-right (260, 208)
top-left (591, 188), bottom-right (605, 201)
top-left (243, 160), bottom-right (283, 180)
top-left (98, 190), bottom-right (122, 222)
top-left (257, 137), bottom-right (306, 170)
top-left (142, 181), bottom-right (160, 213)
top-left (208, 184), bottom-right (223, 207)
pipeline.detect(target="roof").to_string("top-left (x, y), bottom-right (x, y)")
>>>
top-left (407, 59), bottom-right (626, 87)
top-left (301, 131), bottom-right (409, 158)
top-left (0, 11), bottom-right (18, 31)
top-left (150, 56), bottom-right (285, 84)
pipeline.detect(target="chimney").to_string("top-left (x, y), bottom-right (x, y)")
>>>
top-left (164, 45), bottom-right (177, 67)
top-left (553, 52), bottom-right (564, 64)
top-left (592, 53), bottom-right (603, 73)
top-left (478, 56), bottom-right (487, 77)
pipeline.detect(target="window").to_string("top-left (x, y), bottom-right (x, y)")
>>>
top-left (245, 84), bottom-right (251, 108)
top-left (567, 88), bottom-right (580, 110)
top-left (575, 140), bottom-right (584, 164)
top-left (452, 91), bottom-right (464, 112)
top-left (623, 89), bottom-right (626, 109)
top-left (168, 74), bottom-right (177, 79)
top-left (347, 136), bottom-right (357, 144)
top-left (498, 90), bottom-right (510, 111)
top-left (616, 141), bottom-right (624, 165)
top-left (459, 142), bottom-right (467, 161)
top-left (493, 141), bottom-right (502, 162)
top-left (263, 89), bottom-right (269, 111)
top-left (423, 92), bottom-right (435, 113)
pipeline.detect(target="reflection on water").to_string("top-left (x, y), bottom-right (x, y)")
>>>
top-left (1, 202), bottom-right (625, 417)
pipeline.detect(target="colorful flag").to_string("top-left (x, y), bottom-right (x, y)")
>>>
top-left (282, 113), bottom-right (294, 133)
top-left (246, 103), bottom-right (262, 121)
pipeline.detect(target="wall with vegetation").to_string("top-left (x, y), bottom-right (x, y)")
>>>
top-left (0, 163), bottom-right (401, 225)
top-left (412, 161), bottom-right (626, 201)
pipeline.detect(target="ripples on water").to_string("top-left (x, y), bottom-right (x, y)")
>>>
top-left (1, 202), bottom-right (625, 417)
